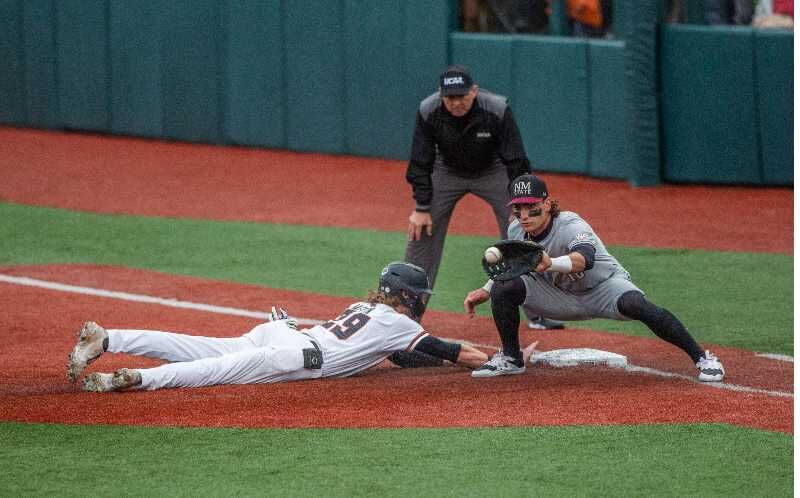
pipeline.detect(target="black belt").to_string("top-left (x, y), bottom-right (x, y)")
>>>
top-left (300, 333), bottom-right (323, 369)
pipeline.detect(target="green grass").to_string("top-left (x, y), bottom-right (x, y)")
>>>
top-left (0, 202), bottom-right (792, 353)
top-left (0, 422), bottom-right (792, 497)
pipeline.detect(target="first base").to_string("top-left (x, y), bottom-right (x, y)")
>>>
top-left (531, 348), bottom-right (628, 368)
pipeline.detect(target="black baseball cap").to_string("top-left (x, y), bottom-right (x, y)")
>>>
top-left (508, 174), bottom-right (548, 205)
top-left (439, 65), bottom-right (474, 96)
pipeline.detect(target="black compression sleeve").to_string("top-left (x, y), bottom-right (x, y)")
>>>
top-left (413, 336), bottom-right (462, 364)
top-left (571, 243), bottom-right (596, 270)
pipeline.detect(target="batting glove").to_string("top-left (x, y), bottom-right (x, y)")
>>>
top-left (269, 306), bottom-right (298, 330)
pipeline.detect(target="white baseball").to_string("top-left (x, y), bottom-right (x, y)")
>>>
top-left (484, 246), bottom-right (502, 264)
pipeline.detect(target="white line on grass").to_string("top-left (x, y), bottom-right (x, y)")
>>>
top-left (0, 273), bottom-right (792, 398)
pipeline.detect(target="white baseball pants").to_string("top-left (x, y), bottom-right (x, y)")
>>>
top-left (107, 321), bottom-right (322, 390)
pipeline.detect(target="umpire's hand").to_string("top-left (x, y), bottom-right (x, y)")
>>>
top-left (408, 210), bottom-right (433, 241)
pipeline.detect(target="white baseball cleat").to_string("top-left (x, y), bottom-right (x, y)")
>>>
top-left (66, 321), bottom-right (108, 383)
top-left (472, 352), bottom-right (526, 378)
top-left (112, 368), bottom-right (142, 390)
top-left (81, 372), bottom-right (114, 392)
top-left (696, 351), bottom-right (725, 382)
top-left (81, 369), bottom-right (141, 392)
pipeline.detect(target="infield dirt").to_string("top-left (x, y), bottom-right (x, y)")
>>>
top-left (0, 128), bottom-right (793, 433)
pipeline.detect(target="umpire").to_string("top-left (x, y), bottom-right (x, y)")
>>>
top-left (405, 65), bottom-right (530, 289)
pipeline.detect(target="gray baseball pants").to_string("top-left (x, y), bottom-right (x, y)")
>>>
top-left (520, 272), bottom-right (643, 321)
top-left (405, 164), bottom-right (510, 288)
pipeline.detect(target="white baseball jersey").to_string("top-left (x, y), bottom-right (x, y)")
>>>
top-left (304, 302), bottom-right (430, 378)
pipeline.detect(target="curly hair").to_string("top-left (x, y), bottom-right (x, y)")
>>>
top-left (365, 290), bottom-right (404, 308)
top-left (548, 198), bottom-right (560, 217)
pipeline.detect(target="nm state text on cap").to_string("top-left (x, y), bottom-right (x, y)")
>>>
top-left (509, 174), bottom-right (548, 204)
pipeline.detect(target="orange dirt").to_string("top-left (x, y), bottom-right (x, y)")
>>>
top-left (0, 265), bottom-right (791, 433)
top-left (0, 128), bottom-right (792, 253)
top-left (0, 128), bottom-right (792, 433)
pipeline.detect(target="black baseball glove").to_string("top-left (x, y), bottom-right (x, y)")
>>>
top-left (482, 239), bottom-right (545, 281)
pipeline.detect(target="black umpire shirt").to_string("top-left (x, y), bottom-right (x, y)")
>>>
top-left (405, 89), bottom-right (531, 212)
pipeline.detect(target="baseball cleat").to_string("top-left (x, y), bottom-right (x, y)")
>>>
top-left (527, 316), bottom-right (565, 330)
top-left (472, 352), bottom-right (526, 378)
top-left (81, 372), bottom-right (114, 392)
top-left (111, 368), bottom-right (142, 390)
top-left (696, 350), bottom-right (725, 382)
top-left (66, 321), bottom-right (108, 383)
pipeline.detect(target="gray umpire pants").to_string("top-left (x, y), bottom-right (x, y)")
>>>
top-left (405, 163), bottom-right (510, 288)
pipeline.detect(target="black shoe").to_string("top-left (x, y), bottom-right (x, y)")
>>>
top-left (527, 316), bottom-right (565, 330)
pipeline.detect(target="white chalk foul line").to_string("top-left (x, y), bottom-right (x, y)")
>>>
top-left (1, 273), bottom-right (792, 399)
top-left (0, 274), bottom-right (323, 326)
top-left (445, 339), bottom-right (793, 399)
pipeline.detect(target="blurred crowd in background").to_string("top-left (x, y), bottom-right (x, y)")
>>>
top-left (460, 0), bottom-right (794, 37)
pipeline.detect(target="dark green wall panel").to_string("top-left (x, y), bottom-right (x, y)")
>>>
top-left (223, 0), bottom-right (284, 147)
top-left (108, 1), bottom-right (163, 137)
top-left (401, 0), bottom-right (451, 158)
top-left (754, 31), bottom-right (793, 185)
top-left (160, 0), bottom-right (223, 143)
top-left (344, 0), bottom-right (405, 158)
top-left (56, 0), bottom-right (110, 132)
top-left (587, 40), bottom-right (630, 179)
top-left (284, 1), bottom-right (346, 153)
top-left (0, 0), bottom-right (26, 124)
top-left (514, 36), bottom-right (589, 173)
top-left (450, 33), bottom-right (513, 99)
top-left (661, 25), bottom-right (760, 184)
top-left (2, 1), bottom-right (787, 187)
top-left (23, 0), bottom-right (59, 128)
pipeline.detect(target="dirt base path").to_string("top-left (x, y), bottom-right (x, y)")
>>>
top-left (0, 265), bottom-right (791, 433)
top-left (0, 128), bottom-right (792, 253)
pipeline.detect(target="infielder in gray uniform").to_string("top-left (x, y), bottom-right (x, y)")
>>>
top-left (464, 174), bottom-right (725, 382)
top-left (67, 262), bottom-right (532, 392)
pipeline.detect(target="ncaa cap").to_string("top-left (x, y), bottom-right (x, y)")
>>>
top-left (508, 174), bottom-right (548, 205)
top-left (439, 65), bottom-right (474, 96)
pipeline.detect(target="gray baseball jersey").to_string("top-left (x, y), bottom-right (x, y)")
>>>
top-left (507, 211), bottom-right (642, 320)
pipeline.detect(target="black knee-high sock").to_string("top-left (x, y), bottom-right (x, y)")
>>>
top-left (490, 277), bottom-right (527, 360)
top-left (617, 291), bottom-right (704, 363)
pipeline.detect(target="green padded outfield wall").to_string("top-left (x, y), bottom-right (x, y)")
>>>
top-left (450, 33), bottom-right (514, 99)
top-left (515, 36), bottom-right (590, 173)
top-left (0, 1), bottom-right (790, 185)
top-left (587, 40), bottom-right (631, 179)
top-left (2, 0), bottom-right (450, 158)
top-left (161, 0), bottom-right (224, 144)
top-left (22, 0), bottom-right (60, 129)
top-left (0, 0), bottom-right (25, 124)
top-left (344, 0), bottom-right (451, 158)
top-left (108, 1), bottom-right (164, 138)
top-left (56, 0), bottom-right (111, 133)
top-left (400, 0), bottom-right (451, 158)
top-left (661, 25), bottom-right (761, 184)
top-left (451, 34), bottom-right (630, 179)
top-left (344, 0), bottom-right (406, 158)
top-left (754, 30), bottom-right (793, 185)
top-left (222, 0), bottom-right (284, 148)
top-left (284, 1), bottom-right (346, 153)
top-left (615, 0), bottom-right (662, 186)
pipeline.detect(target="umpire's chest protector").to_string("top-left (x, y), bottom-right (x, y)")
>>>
top-left (422, 91), bottom-right (508, 174)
